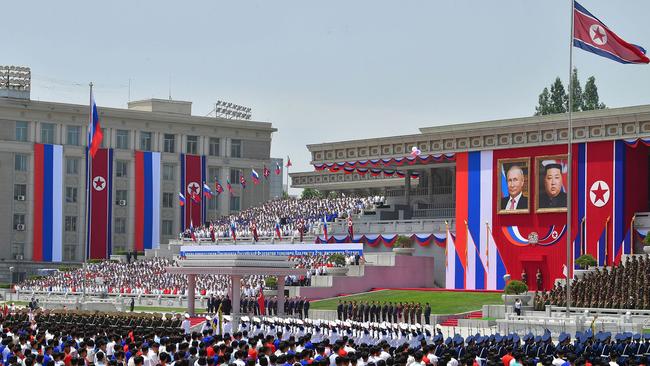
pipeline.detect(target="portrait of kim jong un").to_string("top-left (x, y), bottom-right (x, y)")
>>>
top-left (536, 156), bottom-right (568, 213)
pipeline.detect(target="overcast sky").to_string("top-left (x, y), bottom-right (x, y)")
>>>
top-left (6, 1), bottom-right (650, 179)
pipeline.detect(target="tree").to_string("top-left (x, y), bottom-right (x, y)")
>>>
top-left (534, 69), bottom-right (605, 115)
top-left (549, 77), bottom-right (567, 114)
top-left (301, 188), bottom-right (322, 199)
top-left (583, 76), bottom-right (606, 111)
top-left (569, 67), bottom-right (583, 112)
top-left (535, 87), bottom-right (551, 116)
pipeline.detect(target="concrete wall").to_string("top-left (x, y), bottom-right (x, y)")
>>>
top-left (296, 254), bottom-right (436, 299)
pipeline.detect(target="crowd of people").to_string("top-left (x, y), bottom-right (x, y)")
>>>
top-left (535, 255), bottom-right (650, 310)
top-left (337, 301), bottom-right (432, 326)
top-left (2, 307), bottom-right (650, 366)
top-left (16, 253), bottom-right (359, 296)
top-left (180, 196), bottom-right (381, 241)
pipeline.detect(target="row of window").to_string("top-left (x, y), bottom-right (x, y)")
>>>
top-left (15, 155), bottom-right (244, 183)
top-left (15, 122), bottom-right (242, 157)
top-left (12, 196), bottom-right (241, 235)
top-left (14, 184), bottom-right (240, 210)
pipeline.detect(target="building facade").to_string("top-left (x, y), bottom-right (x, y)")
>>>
top-left (291, 105), bottom-right (650, 290)
top-left (0, 96), bottom-right (276, 263)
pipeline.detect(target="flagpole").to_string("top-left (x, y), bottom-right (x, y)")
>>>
top-left (565, 0), bottom-right (575, 317)
top-left (83, 82), bottom-right (93, 304)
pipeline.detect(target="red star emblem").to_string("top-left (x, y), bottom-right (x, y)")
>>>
top-left (93, 177), bottom-right (105, 189)
top-left (592, 27), bottom-right (605, 43)
top-left (591, 182), bottom-right (608, 204)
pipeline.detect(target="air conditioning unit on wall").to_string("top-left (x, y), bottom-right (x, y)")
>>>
top-left (15, 224), bottom-right (25, 231)
top-left (16, 195), bottom-right (25, 201)
top-left (117, 200), bottom-right (127, 206)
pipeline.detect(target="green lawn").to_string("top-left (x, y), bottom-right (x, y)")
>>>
top-left (310, 290), bottom-right (502, 315)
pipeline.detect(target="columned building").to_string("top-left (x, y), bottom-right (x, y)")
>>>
top-left (0, 88), bottom-right (276, 264)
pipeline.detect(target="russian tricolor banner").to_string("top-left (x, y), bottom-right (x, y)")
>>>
top-left (180, 154), bottom-right (206, 230)
top-left (87, 148), bottom-right (113, 259)
top-left (134, 151), bottom-right (161, 251)
top-left (33, 144), bottom-right (63, 262)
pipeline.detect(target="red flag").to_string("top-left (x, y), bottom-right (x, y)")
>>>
top-left (286, 156), bottom-right (292, 168)
top-left (215, 180), bottom-right (224, 194)
top-left (573, 1), bottom-right (649, 64)
top-left (240, 174), bottom-right (247, 189)
top-left (226, 180), bottom-right (234, 196)
top-left (275, 162), bottom-right (282, 175)
top-left (257, 291), bottom-right (266, 315)
top-left (252, 221), bottom-right (259, 242)
top-left (263, 166), bottom-right (270, 179)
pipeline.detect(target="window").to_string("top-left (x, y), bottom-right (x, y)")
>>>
top-left (64, 245), bottom-right (76, 261)
top-left (140, 131), bottom-right (152, 151)
top-left (186, 135), bottom-right (198, 155)
top-left (208, 194), bottom-right (218, 210)
top-left (163, 134), bottom-right (175, 153)
top-left (40, 123), bottom-right (55, 144)
top-left (208, 167), bottom-right (220, 182)
top-left (65, 216), bottom-right (77, 232)
top-left (13, 214), bottom-right (25, 227)
top-left (115, 218), bottom-right (126, 234)
top-left (162, 220), bottom-right (173, 236)
top-left (15, 121), bottom-right (28, 142)
top-left (229, 169), bottom-right (241, 183)
top-left (14, 184), bottom-right (26, 200)
top-left (229, 196), bottom-right (240, 211)
top-left (14, 154), bottom-right (27, 171)
top-left (209, 138), bottom-right (220, 156)
top-left (66, 126), bottom-right (80, 146)
top-left (66, 187), bottom-right (78, 203)
top-left (116, 130), bottom-right (130, 149)
top-left (116, 160), bottom-right (128, 177)
top-left (66, 157), bottom-right (79, 175)
top-left (162, 192), bottom-right (174, 208)
top-left (116, 190), bottom-right (127, 204)
top-left (163, 164), bottom-right (175, 181)
top-left (230, 139), bottom-right (242, 158)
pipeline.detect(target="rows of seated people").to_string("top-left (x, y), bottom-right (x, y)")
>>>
top-left (536, 255), bottom-right (650, 310)
top-left (16, 254), bottom-right (358, 296)
top-left (180, 196), bottom-right (383, 241)
top-left (2, 307), bottom-right (650, 366)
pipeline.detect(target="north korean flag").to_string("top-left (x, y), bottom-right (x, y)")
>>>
top-left (574, 1), bottom-right (649, 64)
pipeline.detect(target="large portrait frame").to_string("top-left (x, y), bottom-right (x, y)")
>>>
top-left (497, 157), bottom-right (531, 215)
top-left (535, 155), bottom-right (568, 213)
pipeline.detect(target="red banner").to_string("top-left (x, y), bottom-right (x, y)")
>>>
top-left (87, 148), bottom-right (113, 259)
top-left (180, 154), bottom-right (205, 230)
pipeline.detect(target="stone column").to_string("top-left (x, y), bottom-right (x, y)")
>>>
top-left (277, 276), bottom-right (286, 316)
top-left (231, 275), bottom-right (242, 329)
top-left (404, 171), bottom-right (411, 212)
top-left (427, 168), bottom-right (434, 198)
top-left (187, 274), bottom-right (196, 316)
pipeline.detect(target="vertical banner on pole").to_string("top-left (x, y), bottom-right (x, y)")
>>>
top-left (134, 151), bottom-right (161, 251)
top-left (33, 143), bottom-right (63, 262)
top-left (180, 154), bottom-right (205, 230)
top-left (87, 148), bottom-right (113, 259)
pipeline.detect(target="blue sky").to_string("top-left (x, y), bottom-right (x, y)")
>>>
top-left (6, 1), bottom-right (650, 176)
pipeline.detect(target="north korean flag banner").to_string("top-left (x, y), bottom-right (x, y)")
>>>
top-left (87, 148), bottom-right (114, 259)
top-left (180, 154), bottom-right (206, 231)
top-left (134, 151), bottom-right (161, 251)
top-left (574, 1), bottom-right (649, 64)
top-left (33, 144), bottom-right (63, 262)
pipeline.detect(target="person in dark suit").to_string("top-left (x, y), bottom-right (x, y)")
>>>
top-left (424, 303), bottom-right (431, 325)
top-left (538, 163), bottom-right (567, 209)
top-left (501, 164), bottom-right (528, 211)
top-left (381, 303), bottom-right (388, 322)
top-left (337, 301), bottom-right (343, 320)
top-left (303, 298), bottom-right (310, 318)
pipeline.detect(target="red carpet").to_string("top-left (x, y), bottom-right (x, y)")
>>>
top-left (440, 311), bottom-right (483, 326)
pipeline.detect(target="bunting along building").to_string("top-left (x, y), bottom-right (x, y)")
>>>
top-left (0, 80), bottom-right (277, 270)
top-left (290, 105), bottom-right (650, 291)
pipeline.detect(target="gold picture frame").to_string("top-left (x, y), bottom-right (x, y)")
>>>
top-left (497, 157), bottom-right (531, 215)
top-left (535, 155), bottom-right (568, 213)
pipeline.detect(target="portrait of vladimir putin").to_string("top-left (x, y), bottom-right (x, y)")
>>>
top-left (500, 163), bottom-right (529, 211)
